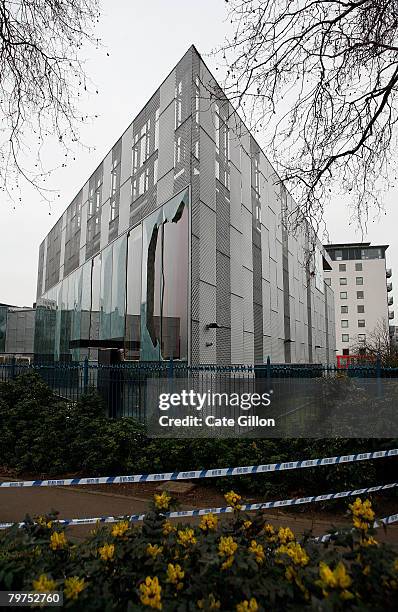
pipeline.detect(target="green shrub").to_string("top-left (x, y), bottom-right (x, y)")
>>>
top-left (0, 374), bottom-right (397, 503)
top-left (0, 495), bottom-right (397, 610)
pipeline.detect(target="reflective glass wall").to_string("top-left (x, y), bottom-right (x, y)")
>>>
top-left (34, 189), bottom-right (189, 362)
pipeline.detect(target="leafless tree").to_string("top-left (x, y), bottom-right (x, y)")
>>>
top-left (351, 319), bottom-right (398, 365)
top-left (216, 0), bottom-right (398, 232)
top-left (0, 0), bottom-right (100, 204)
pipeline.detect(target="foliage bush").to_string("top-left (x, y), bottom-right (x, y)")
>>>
top-left (0, 374), bottom-right (397, 502)
top-left (0, 494), bottom-right (397, 610)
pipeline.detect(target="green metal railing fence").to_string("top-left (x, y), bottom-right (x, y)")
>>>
top-left (0, 357), bottom-right (397, 421)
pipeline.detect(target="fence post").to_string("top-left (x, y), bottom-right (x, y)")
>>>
top-left (83, 356), bottom-right (89, 393)
top-left (266, 355), bottom-right (271, 385)
top-left (10, 356), bottom-right (16, 380)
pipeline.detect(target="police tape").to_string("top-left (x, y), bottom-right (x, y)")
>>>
top-left (0, 448), bottom-right (397, 489)
top-left (315, 512), bottom-right (398, 542)
top-left (1, 481), bottom-right (397, 530)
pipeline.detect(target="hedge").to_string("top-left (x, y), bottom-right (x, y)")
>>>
top-left (0, 493), bottom-right (397, 610)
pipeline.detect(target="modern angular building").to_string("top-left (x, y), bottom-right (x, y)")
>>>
top-left (34, 46), bottom-right (336, 365)
top-left (323, 242), bottom-right (393, 358)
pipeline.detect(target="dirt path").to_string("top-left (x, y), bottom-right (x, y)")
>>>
top-left (1, 482), bottom-right (397, 544)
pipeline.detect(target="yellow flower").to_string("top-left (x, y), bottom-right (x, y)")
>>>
top-left (218, 536), bottom-right (238, 557)
top-left (199, 513), bottom-right (218, 532)
top-left (98, 543), bottom-right (115, 561)
top-left (162, 520), bottom-right (176, 536)
top-left (243, 520), bottom-right (252, 530)
top-left (50, 531), bottom-right (67, 551)
top-left (37, 516), bottom-right (52, 529)
top-left (248, 540), bottom-right (265, 564)
top-left (32, 574), bottom-right (56, 592)
top-left (277, 527), bottom-right (295, 544)
top-left (154, 491), bottom-right (171, 511)
top-left (177, 528), bottom-right (197, 547)
top-left (316, 561), bottom-right (353, 599)
top-left (236, 597), bottom-right (259, 612)
top-left (139, 576), bottom-right (162, 610)
top-left (111, 520), bottom-right (129, 538)
top-left (224, 490), bottom-right (242, 510)
top-left (285, 566), bottom-right (296, 582)
top-left (219, 535), bottom-right (237, 570)
top-left (146, 544), bottom-right (163, 559)
top-left (221, 555), bottom-right (235, 570)
top-left (360, 536), bottom-right (378, 547)
top-left (349, 498), bottom-right (375, 530)
top-left (276, 542), bottom-right (309, 567)
top-left (197, 594), bottom-right (221, 609)
top-left (363, 565), bottom-right (371, 576)
top-left (64, 576), bottom-right (86, 600)
top-left (166, 563), bottom-right (184, 590)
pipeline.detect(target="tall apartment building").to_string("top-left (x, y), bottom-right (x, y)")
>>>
top-left (323, 243), bottom-right (393, 357)
top-left (34, 46), bottom-right (336, 365)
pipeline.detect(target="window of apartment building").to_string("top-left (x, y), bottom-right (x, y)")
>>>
top-left (342, 334), bottom-right (349, 342)
top-left (357, 304), bottom-right (365, 313)
top-left (339, 277), bottom-right (347, 285)
top-left (110, 140), bottom-right (121, 222)
top-left (340, 291), bottom-right (347, 299)
top-left (132, 119), bottom-right (151, 174)
top-left (356, 277), bottom-right (363, 285)
top-left (342, 348), bottom-right (350, 355)
top-left (339, 263), bottom-right (346, 271)
top-left (358, 334), bottom-right (366, 342)
top-left (341, 305), bottom-right (348, 313)
top-left (64, 191), bottom-right (82, 276)
top-left (175, 79), bottom-right (183, 128)
top-left (357, 291), bottom-right (364, 299)
top-left (214, 102), bottom-right (230, 189)
top-left (341, 320), bottom-right (349, 328)
top-left (355, 262), bottom-right (363, 271)
top-left (358, 319), bottom-right (366, 327)
top-left (335, 250), bottom-right (343, 260)
top-left (325, 278), bottom-right (331, 286)
top-left (86, 164), bottom-right (103, 260)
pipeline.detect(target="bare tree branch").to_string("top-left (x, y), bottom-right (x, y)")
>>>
top-left (215, 0), bottom-right (398, 231)
top-left (0, 0), bottom-right (100, 205)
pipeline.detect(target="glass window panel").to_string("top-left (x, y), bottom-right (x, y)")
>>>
top-left (126, 226), bottom-right (142, 359)
top-left (342, 334), bottom-right (349, 342)
top-left (111, 234), bottom-right (127, 339)
top-left (141, 188), bottom-right (189, 360)
top-left (339, 277), bottom-right (347, 285)
top-left (356, 277), bottom-right (363, 285)
top-left (100, 244), bottom-right (112, 340)
top-left (341, 320), bottom-right (348, 328)
top-left (90, 254), bottom-right (102, 353)
top-left (340, 292), bottom-right (347, 299)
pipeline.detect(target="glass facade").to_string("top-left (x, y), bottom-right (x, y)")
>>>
top-left (34, 189), bottom-right (189, 363)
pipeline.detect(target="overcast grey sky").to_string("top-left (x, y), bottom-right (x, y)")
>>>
top-left (0, 0), bottom-right (396, 321)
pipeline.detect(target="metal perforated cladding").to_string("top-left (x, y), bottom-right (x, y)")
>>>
top-left (216, 327), bottom-right (231, 365)
top-left (199, 202), bottom-right (216, 285)
top-left (230, 227), bottom-right (243, 298)
top-left (36, 242), bottom-right (45, 299)
top-left (231, 293), bottom-right (244, 363)
top-left (191, 319), bottom-right (200, 364)
top-left (216, 184), bottom-right (230, 256)
top-left (174, 119), bottom-right (191, 194)
top-left (199, 129), bottom-right (216, 210)
top-left (191, 234), bottom-right (200, 321)
top-left (216, 252), bottom-right (231, 327)
top-left (158, 102), bottom-right (175, 179)
top-left (199, 280), bottom-right (217, 363)
top-left (160, 70), bottom-right (176, 115)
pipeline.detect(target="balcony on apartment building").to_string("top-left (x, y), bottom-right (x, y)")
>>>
top-left (389, 310), bottom-right (395, 320)
top-left (386, 268), bottom-right (392, 278)
top-left (387, 282), bottom-right (393, 292)
top-left (388, 296), bottom-right (394, 306)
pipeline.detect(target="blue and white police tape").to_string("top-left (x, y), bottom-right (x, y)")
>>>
top-left (315, 512), bottom-right (398, 543)
top-left (1, 481), bottom-right (397, 530)
top-left (0, 448), bottom-right (397, 489)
